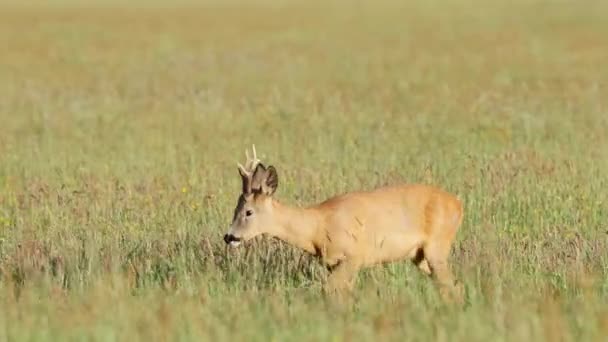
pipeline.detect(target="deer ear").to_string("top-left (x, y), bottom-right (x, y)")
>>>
top-left (250, 163), bottom-right (267, 193)
top-left (263, 165), bottom-right (279, 196)
top-left (251, 163), bottom-right (279, 196)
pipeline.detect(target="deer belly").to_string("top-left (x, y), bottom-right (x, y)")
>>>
top-left (366, 231), bottom-right (424, 265)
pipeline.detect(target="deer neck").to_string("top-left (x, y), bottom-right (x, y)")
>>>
top-left (268, 200), bottom-right (322, 255)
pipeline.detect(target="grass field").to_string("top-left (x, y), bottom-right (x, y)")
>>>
top-left (1, 0), bottom-right (608, 340)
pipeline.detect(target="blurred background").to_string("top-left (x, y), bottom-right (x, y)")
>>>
top-left (0, 0), bottom-right (607, 340)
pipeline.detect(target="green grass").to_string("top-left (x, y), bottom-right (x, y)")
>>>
top-left (1, 0), bottom-right (608, 340)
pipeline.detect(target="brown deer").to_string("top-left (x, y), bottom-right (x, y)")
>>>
top-left (224, 145), bottom-right (464, 302)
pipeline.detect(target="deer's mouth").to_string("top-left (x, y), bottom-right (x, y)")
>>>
top-left (224, 234), bottom-right (243, 247)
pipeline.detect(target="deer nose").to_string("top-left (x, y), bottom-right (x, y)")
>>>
top-left (224, 234), bottom-right (242, 244)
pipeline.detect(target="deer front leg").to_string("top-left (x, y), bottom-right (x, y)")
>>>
top-left (323, 258), bottom-right (361, 296)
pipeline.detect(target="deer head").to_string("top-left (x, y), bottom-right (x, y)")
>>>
top-left (224, 145), bottom-right (279, 247)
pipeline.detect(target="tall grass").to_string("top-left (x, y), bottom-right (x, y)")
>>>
top-left (1, 0), bottom-right (607, 341)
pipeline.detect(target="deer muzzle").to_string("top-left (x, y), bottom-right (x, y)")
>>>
top-left (223, 233), bottom-right (243, 247)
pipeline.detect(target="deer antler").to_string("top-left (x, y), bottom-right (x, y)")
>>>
top-left (237, 144), bottom-right (260, 177)
top-left (237, 144), bottom-right (261, 194)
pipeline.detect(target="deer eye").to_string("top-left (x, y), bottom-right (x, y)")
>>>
top-left (245, 210), bottom-right (253, 217)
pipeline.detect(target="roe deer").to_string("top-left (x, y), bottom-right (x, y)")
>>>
top-left (224, 145), bottom-right (464, 302)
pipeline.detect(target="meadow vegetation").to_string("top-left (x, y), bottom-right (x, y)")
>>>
top-left (0, 0), bottom-right (607, 340)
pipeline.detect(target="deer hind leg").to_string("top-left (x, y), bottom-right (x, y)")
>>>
top-left (413, 247), bottom-right (462, 304)
top-left (424, 236), bottom-right (463, 303)
top-left (411, 247), bottom-right (432, 276)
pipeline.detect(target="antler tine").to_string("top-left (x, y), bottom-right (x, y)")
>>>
top-left (237, 162), bottom-right (247, 174)
top-left (248, 144), bottom-right (260, 169)
top-left (237, 144), bottom-right (261, 176)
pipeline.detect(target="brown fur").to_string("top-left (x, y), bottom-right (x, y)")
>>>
top-left (226, 146), bottom-right (464, 302)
